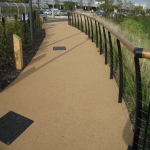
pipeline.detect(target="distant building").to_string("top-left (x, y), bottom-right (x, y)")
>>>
top-left (134, 3), bottom-right (146, 10)
top-left (33, 0), bottom-right (97, 10)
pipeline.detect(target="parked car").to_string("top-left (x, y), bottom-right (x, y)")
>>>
top-left (131, 13), bottom-right (139, 17)
top-left (53, 10), bottom-right (67, 16)
top-left (44, 10), bottom-right (52, 15)
top-left (95, 10), bottom-right (106, 17)
top-left (59, 10), bottom-right (68, 16)
top-left (55, 10), bottom-right (60, 16)
top-left (40, 10), bottom-right (47, 22)
top-left (51, 8), bottom-right (60, 16)
top-left (21, 11), bottom-right (47, 22)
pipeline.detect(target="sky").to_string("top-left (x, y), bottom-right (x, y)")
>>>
top-left (130, 0), bottom-right (150, 8)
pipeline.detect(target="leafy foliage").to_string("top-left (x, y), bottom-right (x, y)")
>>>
top-left (0, 11), bottom-right (42, 64)
top-left (63, 1), bottom-right (76, 11)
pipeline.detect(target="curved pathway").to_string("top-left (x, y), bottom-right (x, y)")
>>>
top-left (0, 19), bottom-right (133, 150)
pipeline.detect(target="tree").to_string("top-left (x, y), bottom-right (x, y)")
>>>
top-left (146, 8), bottom-right (150, 14)
top-left (54, 0), bottom-right (60, 9)
top-left (134, 5), bottom-right (143, 14)
top-left (127, 1), bottom-right (134, 13)
top-left (99, 0), bottom-right (115, 13)
top-left (78, 0), bottom-right (83, 9)
top-left (109, 0), bottom-right (115, 12)
top-left (122, 0), bottom-right (127, 12)
top-left (88, 0), bottom-right (93, 10)
top-left (115, 0), bottom-right (123, 12)
top-left (63, 1), bottom-right (75, 10)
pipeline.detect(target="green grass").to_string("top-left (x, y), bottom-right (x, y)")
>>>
top-left (120, 18), bottom-right (150, 49)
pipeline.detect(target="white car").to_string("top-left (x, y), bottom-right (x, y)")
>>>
top-left (51, 9), bottom-right (59, 16)
top-left (59, 10), bottom-right (68, 16)
top-left (40, 10), bottom-right (47, 22)
top-left (44, 10), bottom-right (52, 15)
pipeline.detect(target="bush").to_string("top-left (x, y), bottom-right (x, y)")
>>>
top-left (0, 11), bottom-right (42, 65)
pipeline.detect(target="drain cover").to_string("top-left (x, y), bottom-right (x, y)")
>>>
top-left (53, 46), bottom-right (66, 50)
top-left (0, 111), bottom-right (33, 145)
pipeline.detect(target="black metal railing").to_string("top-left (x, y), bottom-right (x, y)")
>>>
top-left (68, 12), bottom-right (150, 150)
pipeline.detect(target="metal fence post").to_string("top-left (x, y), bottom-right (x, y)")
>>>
top-left (132, 48), bottom-right (143, 150)
top-left (117, 39), bottom-right (123, 103)
top-left (2, 17), bottom-right (7, 48)
top-left (77, 14), bottom-right (79, 30)
top-left (70, 13), bottom-right (72, 26)
top-left (95, 20), bottom-right (98, 47)
top-left (98, 23), bottom-right (102, 55)
top-left (90, 18), bottom-right (93, 42)
top-left (103, 27), bottom-right (107, 64)
top-left (142, 104), bottom-right (150, 150)
top-left (108, 31), bottom-right (113, 79)
top-left (74, 13), bottom-right (76, 28)
top-left (87, 18), bottom-right (90, 38)
top-left (84, 16), bottom-right (87, 34)
top-left (80, 15), bottom-right (83, 32)
top-left (68, 12), bottom-right (70, 25)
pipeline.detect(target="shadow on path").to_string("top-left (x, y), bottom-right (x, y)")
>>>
top-left (40, 32), bottom-right (83, 50)
top-left (5, 39), bottom-right (89, 90)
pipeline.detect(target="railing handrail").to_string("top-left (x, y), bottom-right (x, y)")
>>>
top-left (70, 12), bottom-right (150, 59)
top-left (68, 12), bottom-right (150, 149)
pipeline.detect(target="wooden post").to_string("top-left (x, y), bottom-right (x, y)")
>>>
top-left (13, 34), bottom-right (23, 70)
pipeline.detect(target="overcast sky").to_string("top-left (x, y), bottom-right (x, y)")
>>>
top-left (130, 0), bottom-right (150, 8)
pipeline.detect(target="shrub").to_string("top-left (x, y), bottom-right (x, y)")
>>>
top-left (0, 11), bottom-right (42, 65)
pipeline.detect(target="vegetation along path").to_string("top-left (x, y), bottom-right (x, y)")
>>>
top-left (0, 19), bottom-right (133, 149)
